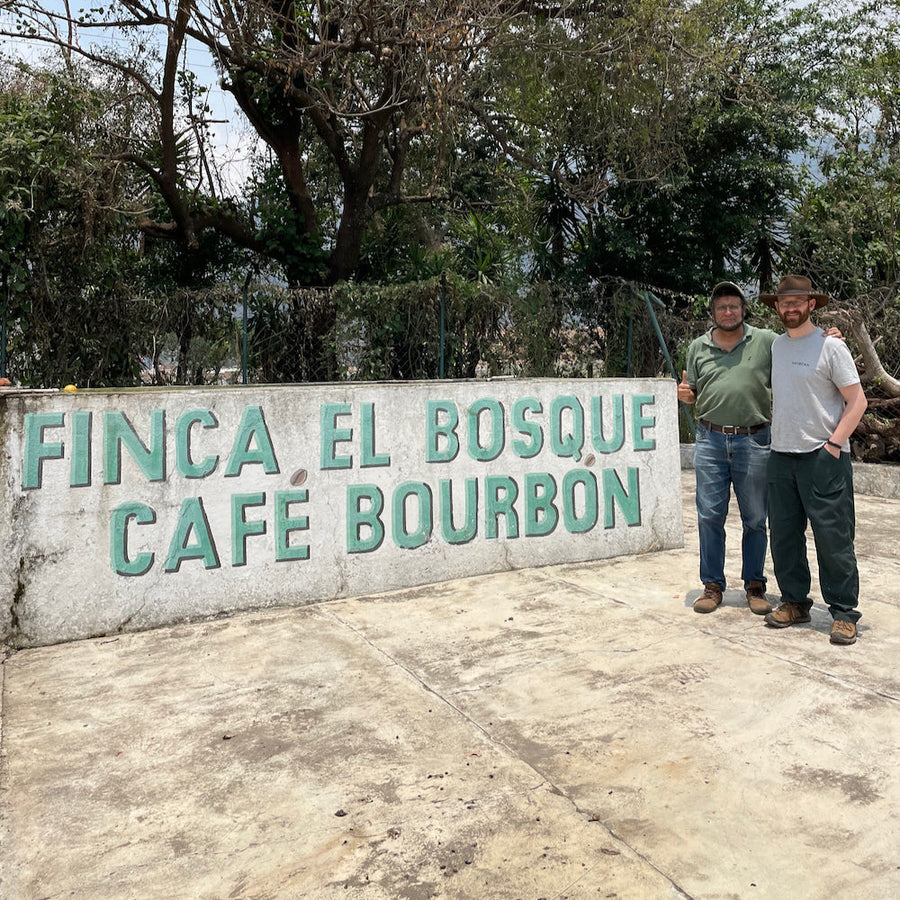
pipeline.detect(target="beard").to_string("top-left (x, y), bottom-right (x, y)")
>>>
top-left (778, 306), bottom-right (811, 329)
top-left (713, 315), bottom-right (744, 332)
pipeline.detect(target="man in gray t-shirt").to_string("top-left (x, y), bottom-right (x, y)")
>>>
top-left (759, 275), bottom-right (868, 645)
top-left (771, 329), bottom-right (861, 453)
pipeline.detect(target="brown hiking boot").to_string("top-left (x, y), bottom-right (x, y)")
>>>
top-left (693, 583), bottom-right (723, 614)
top-left (764, 602), bottom-right (812, 628)
top-left (830, 620), bottom-right (857, 645)
top-left (746, 580), bottom-right (772, 615)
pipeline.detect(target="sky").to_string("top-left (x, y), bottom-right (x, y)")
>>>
top-left (0, 2), bottom-right (260, 194)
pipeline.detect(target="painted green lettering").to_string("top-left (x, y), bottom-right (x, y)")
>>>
top-left (231, 492), bottom-right (266, 567)
top-left (439, 478), bottom-right (478, 544)
top-left (275, 490), bottom-right (310, 561)
top-left (320, 402), bottom-right (353, 470)
top-left (562, 470), bottom-right (598, 533)
top-left (103, 410), bottom-right (165, 484)
top-left (23, 412), bottom-right (65, 489)
top-left (70, 411), bottom-right (92, 487)
top-left (550, 395), bottom-right (584, 460)
top-left (110, 501), bottom-right (156, 576)
top-left (524, 473), bottom-right (558, 537)
top-left (590, 395), bottom-right (625, 453)
top-left (631, 395), bottom-right (656, 450)
top-left (164, 497), bottom-right (220, 572)
top-left (360, 402), bottom-right (391, 467)
top-left (392, 482), bottom-right (432, 549)
top-left (485, 475), bottom-right (519, 539)
top-left (467, 398), bottom-right (504, 461)
top-left (225, 406), bottom-right (279, 476)
top-left (512, 398), bottom-right (543, 458)
top-left (347, 484), bottom-right (385, 553)
top-left (176, 409), bottom-right (219, 478)
top-left (425, 400), bottom-right (459, 462)
top-left (603, 467), bottom-right (641, 527)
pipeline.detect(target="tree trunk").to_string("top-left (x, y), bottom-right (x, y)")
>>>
top-left (823, 307), bottom-right (900, 462)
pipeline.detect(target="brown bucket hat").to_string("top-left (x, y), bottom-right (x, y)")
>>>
top-left (759, 274), bottom-right (831, 310)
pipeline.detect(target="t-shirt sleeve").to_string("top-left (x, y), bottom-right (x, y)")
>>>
top-left (826, 338), bottom-right (861, 388)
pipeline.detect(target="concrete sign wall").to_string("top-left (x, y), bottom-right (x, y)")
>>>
top-left (0, 379), bottom-right (683, 647)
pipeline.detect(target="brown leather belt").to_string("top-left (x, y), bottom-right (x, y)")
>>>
top-left (699, 419), bottom-right (768, 435)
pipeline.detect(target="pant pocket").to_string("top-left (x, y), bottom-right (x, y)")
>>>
top-left (812, 447), bottom-right (846, 498)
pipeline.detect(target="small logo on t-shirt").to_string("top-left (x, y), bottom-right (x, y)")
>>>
top-left (791, 361), bottom-right (811, 368)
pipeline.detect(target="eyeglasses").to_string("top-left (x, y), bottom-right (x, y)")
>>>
top-left (776, 298), bottom-right (812, 309)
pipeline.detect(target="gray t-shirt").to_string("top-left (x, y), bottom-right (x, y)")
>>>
top-left (771, 328), bottom-right (860, 453)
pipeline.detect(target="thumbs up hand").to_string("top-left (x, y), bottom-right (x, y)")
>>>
top-left (677, 370), bottom-right (695, 404)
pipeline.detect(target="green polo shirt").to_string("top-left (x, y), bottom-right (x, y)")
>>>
top-left (685, 324), bottom-right (776, 427)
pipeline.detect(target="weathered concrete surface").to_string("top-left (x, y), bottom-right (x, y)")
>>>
top-left (1, 473), bottom-right (898, 900)
top-left (1, 381), bottom-right (681, 648)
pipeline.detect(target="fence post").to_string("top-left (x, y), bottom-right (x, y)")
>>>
top-left (241, 271), bottom-right (251, 385)
top-left (1, 267), bottom-right (7, 380)
top-left (633, 286), bottom-right (695, 438)
top-left (439, 272), bottom-right (446, 379)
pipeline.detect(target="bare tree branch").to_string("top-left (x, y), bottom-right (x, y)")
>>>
top-left (825, 307), bottom-right (900, 396)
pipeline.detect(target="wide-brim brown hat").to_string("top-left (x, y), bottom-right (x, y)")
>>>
top-left (759, 274), bottom-right (831, 309)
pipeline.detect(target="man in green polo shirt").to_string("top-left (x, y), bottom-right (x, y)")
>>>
top-left (679, 283), bottom-right (842, 615)
top-left (678, 282), bottom-right (775, 615)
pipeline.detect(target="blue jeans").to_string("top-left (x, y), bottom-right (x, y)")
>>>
top-left (693, 423), bottom-right (770, 590)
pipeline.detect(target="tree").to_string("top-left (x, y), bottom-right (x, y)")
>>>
top-left (783, 1), bottom-right (900, 297)
top-left (4, 1), bottom-right (751, 290)
top-left (0, 58), bottom-right (248, 388)
top-left (0, 61), bottom-right (148, 386)
top-left (772, 1), bottom-right (900, 460)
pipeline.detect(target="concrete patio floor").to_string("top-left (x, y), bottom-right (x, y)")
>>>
top-left (1, 472), bottom-right (898, 900)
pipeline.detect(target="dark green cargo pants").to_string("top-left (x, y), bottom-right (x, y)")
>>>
top-left (766, 448), bottom-right (860, 624)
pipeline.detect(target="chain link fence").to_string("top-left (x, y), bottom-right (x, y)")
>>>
top-left (3, 274), bottom-right (703, 389)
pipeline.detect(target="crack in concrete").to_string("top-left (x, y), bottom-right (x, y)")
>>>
top-left (0, 649), bottom-right (16, 900)
top-left (116, 598), bottom-right (150, 634)
top-left (547, 841), bottom-right (696, 900)
top-left (320, 605), bottom-right (696, 899)
top-left (545, 571), bottom-right (900, 705)
top-left (321, 605), bottom-right (508, 753)
top-left (6, 557), bottom-right (26, 650)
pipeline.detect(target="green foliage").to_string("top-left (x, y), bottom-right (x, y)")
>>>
top-left (0, 63), bottom-right (147, 386)
top-left (355, 205), bottom-right (449, 284)
top-left (133, 227), bottom-right (246, 385)
top-left (499, 284), bottom-right (603, 379)
top-left (3, 0), bottom-right (899, 414)
top-left (783, 8), bottom-right (900, 302)
top-left (0, 61), bottom-right (247, 388)
top-left (788, 153), bottom-right (900, 298)
top-left (247, 160), bottom-right (329, 287)
top-left (576, 100), bottom-right (799, 298)
top-left (231, 275), bottom-right (610, 383)
top-left (776, 2), bottom-right (900, 388)
top-left (245, 286), bottom-right (338, 384)
top-left (0, 81), bottom-right (70, 292)
top-left (557, 0), bottom-right (813, 300)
